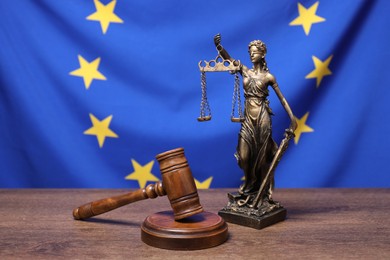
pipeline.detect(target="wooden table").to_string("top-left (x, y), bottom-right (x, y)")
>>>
top-left (1, 189), bottom-right (389, 259)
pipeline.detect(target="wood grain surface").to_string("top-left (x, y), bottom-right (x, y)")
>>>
top-left (0, 189), bottom-right (389, 259)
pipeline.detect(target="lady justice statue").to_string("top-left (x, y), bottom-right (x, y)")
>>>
top-left (198, 34), bottom-right (297, 229)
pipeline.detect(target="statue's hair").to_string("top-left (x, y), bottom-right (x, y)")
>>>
top-left (248, 40), bottom-right (267, 55)
top-left (248, 40), bottom-right (269, 72)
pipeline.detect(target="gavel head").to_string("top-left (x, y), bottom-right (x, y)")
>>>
top-left (156, 147), bottom-right (203, 220)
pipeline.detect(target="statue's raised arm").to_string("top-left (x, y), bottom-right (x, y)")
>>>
top-left (213, 34), bottom-right (247, 74)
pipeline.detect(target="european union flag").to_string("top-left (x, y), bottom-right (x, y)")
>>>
top-left (1, 0), bottom-right (389, 188)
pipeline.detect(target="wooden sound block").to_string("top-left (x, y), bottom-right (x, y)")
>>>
top-left (141, 211), bottom-right (228, 250)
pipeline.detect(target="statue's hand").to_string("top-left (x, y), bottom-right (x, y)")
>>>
top-left (284, 128), bottom-right (295, 139)
top-left (285, 117), bottom-right (297, 139)
top-left (214, 33), bottom-right (221, 47)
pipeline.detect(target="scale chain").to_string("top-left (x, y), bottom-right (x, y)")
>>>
top-left (199, 71), bottom-right (211, 119)
top-left (236, 73), bottom-right (243, 119)
top-left (231, 72), bottom-right (243, 121)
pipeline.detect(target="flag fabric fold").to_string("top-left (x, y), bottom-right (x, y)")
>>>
top-left (1, 0), bottom-right (389, 188)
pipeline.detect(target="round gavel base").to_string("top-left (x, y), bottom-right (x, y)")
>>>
top-left (141, 211), bottom-right (228, 250)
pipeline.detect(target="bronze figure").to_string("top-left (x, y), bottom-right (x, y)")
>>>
top-left (199, 34), bottom-right (297, 229)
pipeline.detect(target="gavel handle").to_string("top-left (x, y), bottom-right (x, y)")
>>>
top-left (73, 182), bottom-right (166, 220)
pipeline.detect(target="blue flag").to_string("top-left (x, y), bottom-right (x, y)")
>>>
top-left (1, 0), bottom-right (389, 188)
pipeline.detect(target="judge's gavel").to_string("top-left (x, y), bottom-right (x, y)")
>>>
top-left (73, 148), bottom-right (203, 221)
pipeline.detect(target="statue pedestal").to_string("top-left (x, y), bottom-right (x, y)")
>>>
top-left (218, 192), bottom-right (286, 229)
top-left (218, 207), bottom-right (286, 230)
top-left (141, 211), bottom-right (228, 250)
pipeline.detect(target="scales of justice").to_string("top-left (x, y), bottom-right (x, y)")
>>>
top-left (197, 34), bottom-right (297, 229)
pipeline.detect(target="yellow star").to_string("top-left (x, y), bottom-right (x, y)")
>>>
top-left (306, 55), bottom-right (333, 87)
top-left (294, 112), bottom-right (314, 145)
top-left (69, 55), bottom-right (106, 89)
top-left (289, 2), bottom-right (325, 35)
top-left (86, 0), bottom-right (124, 34)
top-left (84, 114), bottom-right (118, 148)
top-left (125, 160), bottom-right (159, 188)
top-left (194, 177), bottom-right (213, 189)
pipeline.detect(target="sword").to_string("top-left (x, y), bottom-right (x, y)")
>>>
top-left (248, 129), bottom-right (294, 208)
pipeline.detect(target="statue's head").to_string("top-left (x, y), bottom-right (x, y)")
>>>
top-left (248, 40), bottom-right (267, 56)
top-left (248, 40), bottom-right (269, 71)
